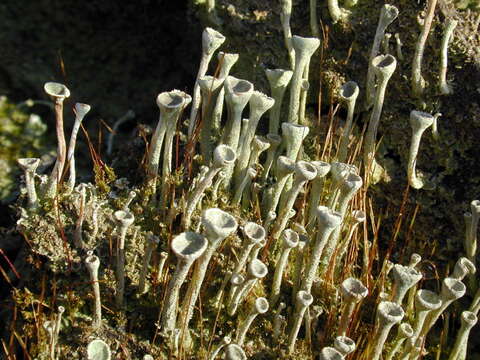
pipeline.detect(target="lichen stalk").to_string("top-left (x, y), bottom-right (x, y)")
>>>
top-left (138, 234), bottom-right (160, 295)
top-left (265, 69), bottom-right (293, 134)
top-left (179, 208), bottom-right (237, 334)
top-left (91, 200), bottom-right (103, 242)
top-left (227, 272), bottom-right (245, 305)
top-left (369, 301), bottom-right (404, 360)
top-left (411, 0), bottom-right (438, 98)
top-left (270, 229), bottom-right (299, 307)
top-left (262, 156), bottom-right (295, 219)
top-left (236, 297), bottom-right (269, 345)
top-left (306, 161), bottom-right (331, 231)
top-left (43, 321), bottom-right (54, 359)
top-left (272, 161), bottom-right (317, 238)
top-left (113, 210), bottom-right (135, 308)
top-left (405, 289), bottom-right (441, 349)
top-left (146, 90), bottom-right (190, 196)
top-left (273, 302), bottom-right (286, 342)
top-left (228, 259), bottom-right (268, 316)
top-left (382, 33), bottom-right (392, 54)
top-left (319, 172), bottom-right (362, 275)
top-left (224, 344), bottom-right (247, 360)
top-left (394, 33), bottom-right (404, 61)
top-left (198, 76), bottom-right (225, 162)
top-left (85, 253), bottom-right (102, 329)
top-left (420, 277), bottom-right (466, 338)
top-left (222, 77), bottom-right (254, 188)
top-left (447, 311), bottom-right (477, 360)
top-left (43, 82), bottom-right (71, 199)
top-left (233, 167), bottom-right (256, 206)
top-left (439, 19), bottom-right (458, 95)
top-left (208, 271), bottom-right (229, 309)
top-left (123, 190), bottom-right (137, 211)
top-left (248, 136), bottom-right (270, 170)
top-left (66, 103), bottom-right (91, 192)
top-left (17, 158), bottom-right (40, 209)
top-left (188, 28), bottom-right (225, 137)
top-left (466, 200), bottom-right (480, 269)
top-left (233, 222), bottom-right (266, 275)
top-left (451, 257), bottom-right (476, 280)
top-left (337, 277), bottom-right (368, 336)
top-left (399, 336), bottom-right (423, 360)
top-left (209, 336), bottom-right (231, 360)
top-left (284, 123), bottom-right (310, 161)
top-left (52, 305), bottom-right (65, 359)
top-left (222, 77), bottom-right (254, 153)
top-left (336, 210), bottom-right (366, 268)
top-left (249, 238), bottom-right (267, 261)
top-left (280, 0), bottom-right (295, 70)
top-left (365, 5), bottom-right (399, 107)
top-left (106, 110), bottom-right (135, 156)
top-left (334, 335), bottom-right (356, 356)
top-left (233, 91), bottom-right (274, 196)
top-left (337, 81), bottom-right (360, 163)
top-left (292, 235), bottom-right (308, 299)
top-left (327, 0), bottom-right (351, 23)
top-left (298, 75), bottom-right (309, 125)
top-left (287, 291), bottom-right (313, 354)
top-left (239, 136), bottom-right (270, 205)
top-left (278, 123), bottom-right (310, 206)
top-left (327, 162), bottom-right (359, 209)
top-left (407, 110), bottom-right (435, 189)
top-left (211, 170), bottom-right (226, 202)
top-left (385, 323), bottom-right (413, 360)
top-left (161, 92), bottom-right (192, 204)
top-left (160, 232), bottom-right (208, 335)
top-left (261, 134), bottom-right (282, 182)
top-left (212, 52), bottom-right (239, 131)
top-left (183, 144), bottom-right (236, 228)
top-left (73, 184), bottom-right (87, 249)
top-left (288, 36), bottom-right (320, 124)
top-left (301, 206), bottom-right (342, 292)
top-left (319, 347), bottom-right (344, 360)
top-left (156, 251), bottom-right (168, 284)
top-left (364, 54), bottom-right (397, 182)
top-left (391, 264), bottom-right (422, 305)
top-left (470, 287), bottom-right (480, 315)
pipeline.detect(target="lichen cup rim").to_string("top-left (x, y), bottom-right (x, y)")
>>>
top-left (201, 208), bottom-right (238, 239)
top-left (171, 232), bottom-right (208, 260)
top-left (44, 82), bottom-right (71, 99)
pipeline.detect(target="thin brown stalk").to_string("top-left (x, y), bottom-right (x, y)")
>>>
top-left (1, 338), bottom-right (13, 360)
top-left (8, 304), bottom-right (17, 354)
top-left (343, 41), bottom-right (354, 65)
top-left (12, 331), bottom-right (31, 360)
top-left (0, 250), bottom-right (20, 280)
top-left (385, 185), bottom-right (410, 262)
top-left (321, 101), bottom-right (338, 160)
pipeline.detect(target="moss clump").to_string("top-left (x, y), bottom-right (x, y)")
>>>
top-left (0, 97), bottom-right (50, 202)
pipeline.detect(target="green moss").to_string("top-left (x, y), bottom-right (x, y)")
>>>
top-left (0, 97), bottom-right (50, 202)
top-left (93, 162), bottom-right (116, 195)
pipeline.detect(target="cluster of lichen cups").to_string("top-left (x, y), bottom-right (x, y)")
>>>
top-left (14, 5), bottom-right (479, 359)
